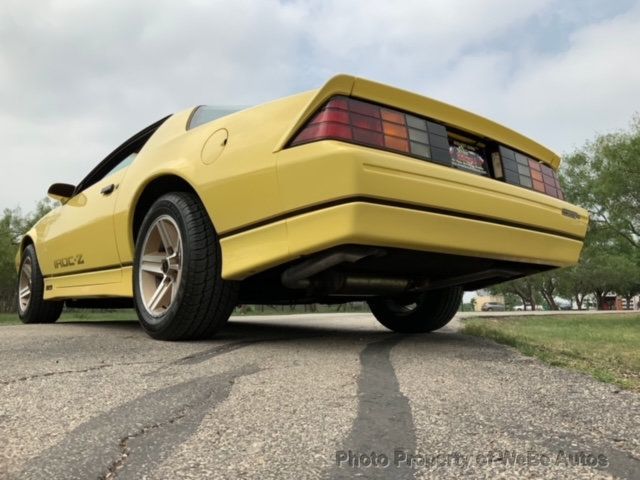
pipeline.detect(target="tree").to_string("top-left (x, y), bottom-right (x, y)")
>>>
top-left (490, 277), bottom-right (542, 310)
top-left (0, 217), bottom-right (18, 312)
top-left (562, 116), bottom-right (640, 250)
top-left (555, 264), bottom-right (591, 310)
top-left (534, 272), bottom-right (559, 310)
top-left (470, 297), bottom-right (477, 311)
top-left (613, 260), bottom-right (640, 309)
top-left (559, 136), bottom-right (640, 309)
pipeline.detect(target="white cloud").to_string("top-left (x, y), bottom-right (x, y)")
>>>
top-left (508, 5), bottom-right (640, 151)
top-left (426, 2), bottom-right (640, 152)
top-left (0, 0), bottom-right (639, 211)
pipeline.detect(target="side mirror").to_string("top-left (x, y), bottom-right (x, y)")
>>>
top-left (47, 183), bottom-right (76, 203)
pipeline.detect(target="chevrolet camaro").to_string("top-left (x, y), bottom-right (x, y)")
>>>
top-left (16, 75), bottom-right (589, 340)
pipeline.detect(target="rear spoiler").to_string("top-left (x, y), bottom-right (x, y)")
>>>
top-left (276, 74), bottom-right (560, 170)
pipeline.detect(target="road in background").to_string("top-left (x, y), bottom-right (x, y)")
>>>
top-left (1, 313), bottom-right (638, 479)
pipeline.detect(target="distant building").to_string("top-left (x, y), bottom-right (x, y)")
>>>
top-left (599, 294), bottom-right (639, 310)
top-left (621, 295), bottom-right (640, 310)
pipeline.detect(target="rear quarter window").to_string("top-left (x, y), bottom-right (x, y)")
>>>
top-left (188, 106), bottom-right (239, 130)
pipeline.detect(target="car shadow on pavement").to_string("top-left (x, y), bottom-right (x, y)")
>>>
top-left (57, 316), bottom-right (478, 350)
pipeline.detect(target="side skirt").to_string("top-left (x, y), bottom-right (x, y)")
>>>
top-left (43, 266), bottom-right (133, 300)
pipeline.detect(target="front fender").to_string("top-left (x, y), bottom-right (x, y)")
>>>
top-left (15, 229), bottom-right (37, 271)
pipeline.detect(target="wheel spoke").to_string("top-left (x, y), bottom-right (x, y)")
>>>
top-left (19, 286), bottom-right (30, 299)
top-left (174, 234), bottom-right (182, 258)
top-left (170, 279), bottom-right (178, 303)
top-left (143, 254), bottom-right (166, 263)
top-left (21, 266), bottom-right (31, 283)
top-left (148, 277), bottom-right (171, 311)
top-left (156, 220), bottom-right (175, 253)
top-left (141, 262), bottom-right (164, 275)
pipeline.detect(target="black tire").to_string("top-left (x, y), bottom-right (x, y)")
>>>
top-left (17, 245), bottom-right (63, 324)
top-left (133, 192), bottom-right (239, 340)
top-left (367, 286), bottom-right (463, 333)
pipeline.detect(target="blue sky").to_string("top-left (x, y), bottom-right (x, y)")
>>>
top-left (1, 0), bottom-right (639, 211)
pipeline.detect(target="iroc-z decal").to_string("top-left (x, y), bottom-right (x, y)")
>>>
top-left (53, 254), bottom-right (85, 269)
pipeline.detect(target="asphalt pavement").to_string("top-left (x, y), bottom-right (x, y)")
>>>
top-left (0, 313), bottom-right (638, 479)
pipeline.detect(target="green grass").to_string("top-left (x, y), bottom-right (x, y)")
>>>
top-left (233, 304), bottom-right (369, 315)
top-left (0, 313), bottom-right (20, 325)
top-left (462, 314), bottom-right (640, 392)
top-left (0, 310), bottom-right (136, 325)
top-left (0, 303), bottom-right (370, 326)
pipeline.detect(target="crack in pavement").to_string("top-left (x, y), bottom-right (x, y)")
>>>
top-left (17, 364), bottom-right (260, 480)
top-left (170, 334), bottom-right (328, 366)
top-left (142, 334), bottom-right (329, 377)
top-left (0, 361), bottom-right (161, 386)
top-left (102, 404), bottom-right (190, 479)
top-left (1, 365), bottom-right (111, 385)
top-left (142, 339), bottom-right (286, 377)
top-left (170, 340), bottom-right (265, 366)
top-left (329, 336), bottom-right (417, 480)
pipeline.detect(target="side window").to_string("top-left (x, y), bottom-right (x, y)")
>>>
top-left (188, 106), bottom-right (238, 130)
top-left (103, 152), bottom-right (137, 179)
top-left (74, 116), bottom-right (169, 195)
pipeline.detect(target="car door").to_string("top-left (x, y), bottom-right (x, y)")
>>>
top-left (37, 154), bottom-right (136, 283)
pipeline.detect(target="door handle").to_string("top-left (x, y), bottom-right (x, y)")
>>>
top-left (100, 184), bottom-right (116, 196)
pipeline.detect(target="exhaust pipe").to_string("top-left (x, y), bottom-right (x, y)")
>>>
top-left (318, 272), bottom-right (412, 295)
top-left (281, 247), bottom-right (385, 289)
top-left (282, 248), bottom-right (521, 295)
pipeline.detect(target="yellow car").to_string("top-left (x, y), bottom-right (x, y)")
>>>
top-left (16, 75), bottom-right (588, 340)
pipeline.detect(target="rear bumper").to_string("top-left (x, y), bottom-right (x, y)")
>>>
top-left (219, 142), bottom-right (588, 280)
top-left (220, 201), bottom-right (585, 280)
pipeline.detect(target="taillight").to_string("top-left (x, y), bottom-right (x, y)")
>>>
top-left (290, 95), bottom-right (452, 166)
top-left (496, 146), bottom-right (564, 200)
top-left (290, 95), bottom-right (565, 201)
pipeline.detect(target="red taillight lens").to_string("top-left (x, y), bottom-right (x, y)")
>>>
top-left (290, 96), bottom-right (450, 163)
top-left (294, 122), bottom-right (352, 144)
top-left (497, 146), bottom-right (564, 200)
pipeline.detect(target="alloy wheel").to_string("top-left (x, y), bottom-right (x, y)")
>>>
top-left (138, 215), bottom-right (184, 320)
